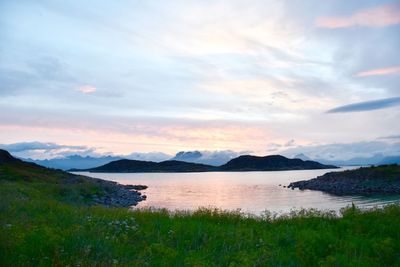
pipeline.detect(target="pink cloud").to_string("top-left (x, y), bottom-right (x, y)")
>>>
top-left (316, 3), bottom-right (400, 28)
top-left (356, 66), bottom-right (400, 77)
top-left (76, 85), bottom-right (96, 94)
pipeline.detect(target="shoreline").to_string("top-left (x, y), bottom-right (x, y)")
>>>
top-left (288, 165), bottom-right (400, 196)
top-left (70, 166), bottom-right (340, 174)
top-left (70, 173), bottom-right (148, 207)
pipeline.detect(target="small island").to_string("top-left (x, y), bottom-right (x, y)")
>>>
top-left (72, 155), bottom-right (337, 173)
top-left (288, 165), bottom-right (400, 195)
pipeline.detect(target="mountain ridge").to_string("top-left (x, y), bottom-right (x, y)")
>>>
top-left (71, 159), bottom-right (218, 173)
top-left (0, 149), bottom-right (20, 163)
top-left (293, 153), bottom-right (400, 166)
top-left (219, 155), bottom-right (337, 171)
top-left (24, 155), bottom-right (124, 170)
top-left (72, 154), bottom-right (337, 173)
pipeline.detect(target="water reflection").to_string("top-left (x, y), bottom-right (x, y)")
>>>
top-left (76, 167), bottom-right (400, 215)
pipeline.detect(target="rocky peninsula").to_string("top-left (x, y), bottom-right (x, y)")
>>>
top-left (79, 177), bottom-right (147, 207)
top-left (288, 164), bottom-right (400, 195)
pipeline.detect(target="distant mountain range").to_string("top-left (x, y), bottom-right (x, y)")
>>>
top-left (380, 156), bottom-right (400, 165)
top-left (24, 155), bottom-right (123, 170)
top-left (72, 154), bottom-right (337, 173)
top-left (293, 153), bottom-right (400, 166)
top-left (23, 150), bottom-right (400, 171)
top-left (170, 150), bottom-right (241, 166)
top-left (24, 150), bottom-right (242, 170)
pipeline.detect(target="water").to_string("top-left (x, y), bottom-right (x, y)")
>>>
top-left (75, 167), bottom-right (400, 215)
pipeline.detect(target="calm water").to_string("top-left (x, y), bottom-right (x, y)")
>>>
top-left (76, 167), bottom-right (400, 215)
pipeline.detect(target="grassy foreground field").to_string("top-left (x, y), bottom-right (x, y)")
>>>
top-left (1, 156), bottom-right (400, 266)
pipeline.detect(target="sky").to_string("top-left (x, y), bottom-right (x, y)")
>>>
top-left (0, 0), bottom-right (400, 160)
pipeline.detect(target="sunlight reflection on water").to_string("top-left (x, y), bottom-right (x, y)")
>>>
top-left (76, 167), bottom-right (400, 215)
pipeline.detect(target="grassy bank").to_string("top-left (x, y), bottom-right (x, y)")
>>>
top-left (1, 157), bottom-right (400, 266)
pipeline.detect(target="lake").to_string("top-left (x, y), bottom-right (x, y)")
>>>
top-left (76, 167), bottom-right (400, 215)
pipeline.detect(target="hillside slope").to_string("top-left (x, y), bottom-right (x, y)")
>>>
top-left (0, 149), bottom-right (145, 207)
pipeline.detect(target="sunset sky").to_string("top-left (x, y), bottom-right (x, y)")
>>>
top-left (1, 0), bottom-right (399, 160)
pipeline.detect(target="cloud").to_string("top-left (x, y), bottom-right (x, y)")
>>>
top-left (76, 85), bottom-right (96, 94)
top-left (1, 1), bottom-right (400, 156)
top-left (126, 152), bottom-right (171, 162)
top-left (0, 141), bottom-right (86, 152)
top-left (282, 141), bottom-right (400, 161)
top-left (284, 139), bottom-right (296, 147)
top-left (265, 143), bottom-right (282, 152)
top-left (327, 97), bottom-right (400, 113)
top-left (0, 141), bottom-right (96, 159)
top-left (316, 3), bottom-right (400, 28)
top-left (0, 56), bottom-right (75, 96)
top-left (356, 66), bottom-right (400, 77)
top-left (378, 135), bottom-right (400, 140)
top-left (170, 150), bottom-right (248, 166)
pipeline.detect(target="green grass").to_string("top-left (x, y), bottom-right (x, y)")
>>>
top-left (341, 164), bottom-right (400, 181)
top-left (1, 162), bottom-right (400, 266)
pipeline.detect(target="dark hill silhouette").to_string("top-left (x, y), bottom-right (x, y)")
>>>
top-left (220, 155), bottom-right (337, 171)
top-left (72, 159), bottom-right (218, 173)
top-left (72, 154), bottom-right (337, 173)
top-left (0, 149), bottom-right (20, 164)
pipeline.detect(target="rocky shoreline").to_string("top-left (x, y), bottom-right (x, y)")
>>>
top-left (288, 165), bottom-right (400, 195)
top-left (76, 174), bottom-right (148, 207)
